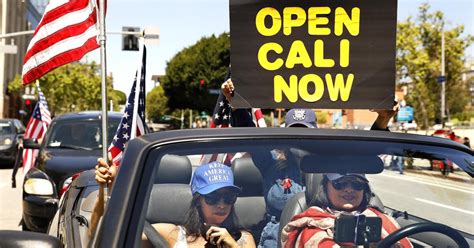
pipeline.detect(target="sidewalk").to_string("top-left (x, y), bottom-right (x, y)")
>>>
top-left (404, 168), bottom-right (473, 184)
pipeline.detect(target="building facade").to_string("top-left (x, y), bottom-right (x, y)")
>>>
top-left (0, 0), bottom-right (44, 120)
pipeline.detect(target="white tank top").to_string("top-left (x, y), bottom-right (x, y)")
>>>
top-left (173, 226), bottom-right (188, 248)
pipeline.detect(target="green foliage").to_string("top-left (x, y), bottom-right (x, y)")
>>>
top-left (396, 4), bottom-right (473, 128)
top-left (165, 108), bottom-right (201, 129)
top-left (8, 62), bottom-right (121, 115)
top-left (161, 33), bottom-right (230, 113)
top-left (146, 85), bottom-right (169, 122)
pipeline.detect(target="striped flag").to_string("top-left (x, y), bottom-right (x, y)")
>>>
top-left (22, 0), bottom-right (103, 85)
top-left (108, 45), bottom-right (148, 166)
top-left (201, 83), bottom-right (266, 165)
top-left (22, 85), bottom-right (51, 174)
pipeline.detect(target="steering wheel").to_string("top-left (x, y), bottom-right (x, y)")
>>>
top-left (143, 221), bottom-right (169, 248)
top-left (378, 222), bottom-right (468, 247)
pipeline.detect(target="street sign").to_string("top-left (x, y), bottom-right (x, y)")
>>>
top-left (0, 44), bottom-right (18, 54)
top-left (397, 106), bottom-right (414, 122)
top-left (144, 26), bottom-right (160, 46)
top-left (437, 76), bottom-right (446, 83)
top-left (208, 89), bottom-right (220, 95)
top-left (22, 94), bottom-right (36, 100)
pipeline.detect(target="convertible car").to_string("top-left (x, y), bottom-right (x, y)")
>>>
top-left (1, 128), bottom-right (472, 247)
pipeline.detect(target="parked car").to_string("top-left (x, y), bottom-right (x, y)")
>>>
top-left (0, 118), bottom-right (25, 166)
top-left (430, 129), bottom-right (466, 174)
top-left (3, 128), bottom-right (471, 247)
top-left (21, 111), bottom-right (122, 232)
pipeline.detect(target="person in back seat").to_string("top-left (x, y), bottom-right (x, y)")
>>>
top-left (281, 173), bottom-right (412, 248)
top-left (149, 162), bottom-right (256, 248)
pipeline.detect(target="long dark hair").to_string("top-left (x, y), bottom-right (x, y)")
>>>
top-left (183, 193), bottom-right (243, 241)
top-left (310, 176), bottom-right (372, 212)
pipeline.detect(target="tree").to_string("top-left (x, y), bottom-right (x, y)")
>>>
top-left (396, 4), bottom-right (473, 128)
top-left (146, 85), bottom-right (169, 122)
top-left (161, 33), bottom-right (230, 112)
top-left (8, 62), bottom-right (123, 116)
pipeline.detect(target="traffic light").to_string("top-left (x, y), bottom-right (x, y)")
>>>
top-left (199, 79), bottom-right (205, 87)
top-left (122, 27), bottom-right (139, 51)
top-left (24, 98), bottom-right (37, 119)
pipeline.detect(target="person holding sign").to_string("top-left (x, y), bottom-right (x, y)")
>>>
top-left (220, 79), bottom-right (399, 248)
top-left (281, 173), bottom-right (412, 247)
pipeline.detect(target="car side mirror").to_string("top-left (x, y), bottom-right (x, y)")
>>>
top-left (0, 230), bottom-right (61, 248)
top-left (17, 128), bottom-right (25, 134)
top-left (23, 138), bottom-right (41, 149)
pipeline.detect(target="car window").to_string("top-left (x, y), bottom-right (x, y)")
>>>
top-left (46, 119), bottom-right (120, 149)
top-left (0, 122), bottom-right (14, 135)
top-left (133, 136), bottom-right (473, 247)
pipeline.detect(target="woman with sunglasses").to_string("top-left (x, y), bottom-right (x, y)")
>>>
top-left (150, 162), bottom-right (256, 248)
top-left (281, 173), bottom-right (412, 248)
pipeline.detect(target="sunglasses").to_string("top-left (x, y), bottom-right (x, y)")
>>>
top-left (203, 192), bottom-right (238, 205)
top-left (331, 180), bottom-right (366, 191)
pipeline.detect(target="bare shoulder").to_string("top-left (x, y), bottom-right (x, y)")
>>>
top-left (237, 230), bottom-right (256, 248)
top-left (152, 223), bottom-right (181, 246)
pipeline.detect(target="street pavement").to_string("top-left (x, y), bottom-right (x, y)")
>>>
top-left (0, 167), bottom-right (23, 230)
top-left (368, 169), bottom-right (474, 234)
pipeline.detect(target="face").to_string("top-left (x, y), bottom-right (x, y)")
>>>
top-left (198, 188), bottom-right (237, 225)
top-left (326, 177), bottom-right (366, 211)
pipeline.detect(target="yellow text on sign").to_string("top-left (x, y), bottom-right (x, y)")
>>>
top-left (255, 7), bottom-right (360, 37)
top-left (258, 39), bottom-right (350, 70)
top-left (274, 73), bottom-right (354, 103)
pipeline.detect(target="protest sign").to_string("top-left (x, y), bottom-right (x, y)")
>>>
top-left (230, 0), bottom-right (397, 109)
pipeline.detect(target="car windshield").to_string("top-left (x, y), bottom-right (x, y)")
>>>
top-left (46, 120), bottom-right (120, 150)
top-left (135, 133), bottom-right (473, 240)
top-left (0, 122), bottom-right (14, 135)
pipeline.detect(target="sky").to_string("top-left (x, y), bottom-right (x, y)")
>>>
top-left (86, 0), bottom-right (474, 95)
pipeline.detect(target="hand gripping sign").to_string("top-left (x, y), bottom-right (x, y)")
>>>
top-left (229, 0), bottom-right (398, 109)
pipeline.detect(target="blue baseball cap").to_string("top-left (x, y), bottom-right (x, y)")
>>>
top-left (285, 109), bottom-right (317, 128)
top-left (191, 162), bottom-right (240, 195)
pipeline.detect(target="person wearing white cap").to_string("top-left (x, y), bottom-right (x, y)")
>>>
top-left (281, 173), bottom-right (413, 247)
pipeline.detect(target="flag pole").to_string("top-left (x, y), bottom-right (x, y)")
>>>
top-left (130, 39), bottom-right (144, 139)
top-left (98, 0), bottom-right (109, 199)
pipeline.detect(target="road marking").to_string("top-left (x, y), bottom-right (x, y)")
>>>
top-left (373, 173), bottom-right (474, 195)
top-left (415, 198), bottom-right (474, 215)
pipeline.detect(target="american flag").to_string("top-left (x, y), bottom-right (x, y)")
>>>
top-left (22, 0), bottom-right (102, 85)
top-left (22, 85), bottom-right (51, 174)
top-left (201, 83), bottom-right (266, 165)
top-left (108, 45), bottom-right (148, 166)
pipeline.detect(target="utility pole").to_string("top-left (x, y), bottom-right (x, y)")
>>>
top-left (440, 27), bottom-right (446, 127)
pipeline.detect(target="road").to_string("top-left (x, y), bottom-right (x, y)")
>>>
top-left (0, 167), bottom-right (23, 230)
top-left (368, 170), bottom-right (474, 234)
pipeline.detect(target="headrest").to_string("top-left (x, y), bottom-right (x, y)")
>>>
top-left (146, 184), bottom-right (192, 224)
top-left (304, 173), bottom-right (323, 206)
top-left (155, 155), bottom-right (192, 184)
top-left (231, 157), bottom-right (263, 197)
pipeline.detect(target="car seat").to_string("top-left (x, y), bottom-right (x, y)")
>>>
top-left (154, 154), bottom-right (192, 184)
top-left (231, 157), bottom-right (267, 242)
top-left (146, 155), bottom-right (193, 225)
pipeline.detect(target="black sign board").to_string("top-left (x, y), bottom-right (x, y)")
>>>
top-left (229, 0), bottom-right (397, 109)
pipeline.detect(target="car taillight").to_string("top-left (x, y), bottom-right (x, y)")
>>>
top-left (60, 173), bottom-right (81, 197)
